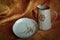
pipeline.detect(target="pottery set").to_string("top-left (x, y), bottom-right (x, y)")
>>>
top-left (12, 6), bottom-right (57, 38)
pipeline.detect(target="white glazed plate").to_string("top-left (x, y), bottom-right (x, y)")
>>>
top-left (12, 18), bottom-right (38, 38)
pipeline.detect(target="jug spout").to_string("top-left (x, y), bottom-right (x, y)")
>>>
top-left (37, 6), bottom-right (49, 10)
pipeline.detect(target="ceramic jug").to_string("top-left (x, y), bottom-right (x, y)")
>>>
top-left (37, 6), bottom-right (57, 30)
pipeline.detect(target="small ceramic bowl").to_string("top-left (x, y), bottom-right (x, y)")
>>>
top-left (12, 18), bottom-right (38, 38)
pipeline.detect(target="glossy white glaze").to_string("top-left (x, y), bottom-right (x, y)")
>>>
top-left (13, 18), bottom-right (37, 38)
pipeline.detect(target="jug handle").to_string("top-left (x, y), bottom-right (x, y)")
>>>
top-left (51, 10), bottom-right (58, 25)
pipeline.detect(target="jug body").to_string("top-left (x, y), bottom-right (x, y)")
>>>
top-left (38, 9), bottom-right (51, 30)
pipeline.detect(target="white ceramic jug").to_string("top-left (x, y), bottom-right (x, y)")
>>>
top-left (37, 6), bottom-right (57, 30)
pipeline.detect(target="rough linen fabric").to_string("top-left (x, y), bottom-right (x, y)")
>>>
top-left (0, 0), bottom-right (60, 40)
